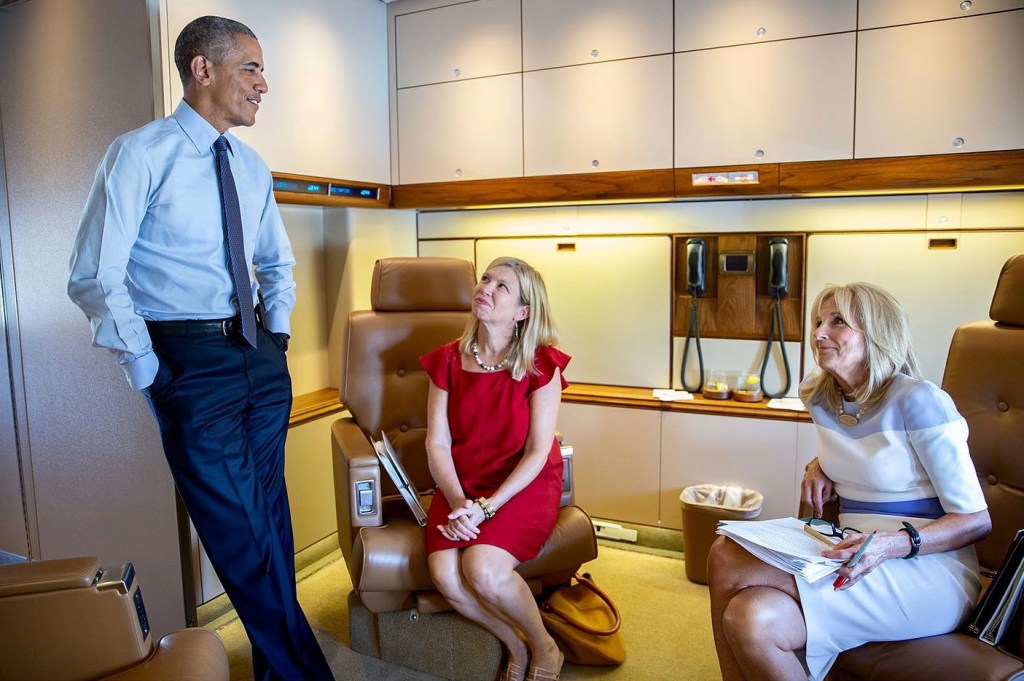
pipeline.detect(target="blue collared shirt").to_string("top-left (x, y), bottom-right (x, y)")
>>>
top-left (69, 100), bottom-right (296, 390)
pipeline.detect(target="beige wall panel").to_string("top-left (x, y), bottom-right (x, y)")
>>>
top-left (859, 0), bottom-right (1024, 29)
top-left (805, 231), bottom-right (1024, 386)
top-left (676, 0), bottom-right (857, 51)
top-left (0, 0), bottom-right (184, 634)
top-left (794, 422), bottom-right (818, 517)
top-left (559, 403), bottom-right (662, 526)
top-left (476, 237), bottom-right (671, 387)
top-left (417, 195), bottom-right (931, 240)
top-left (324, 208), bottom-right (418, 387)
top-left (660, 412), bottom-right (800, 528)
top-left (281, 205), bottom-right (330, 395)
top-left (856, 12), bottom-right (1024, 158)
top-left (418, 239), bottom-right (476, 262)
top-left (962, 191), bottom-right (1024, 229)
top-left (285, 414), bottom-right (342, 552)
top-left (165, 0), bottom-right (391, 182)
top-left (523, 0), bottom-right (673, 70)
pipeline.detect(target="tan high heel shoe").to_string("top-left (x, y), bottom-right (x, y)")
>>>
top-left (498, 660), bottom-right (527, 681)
top-left (525, 650), bottom-right (564, 681)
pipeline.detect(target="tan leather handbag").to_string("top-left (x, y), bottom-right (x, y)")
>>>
top-left (539, 573), bottom-right (625, 665)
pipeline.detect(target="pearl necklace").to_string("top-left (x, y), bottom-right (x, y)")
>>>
top-left (837, 400), bottom-right (866, 426)
top-left (471, 342), bottom-right (507, 372)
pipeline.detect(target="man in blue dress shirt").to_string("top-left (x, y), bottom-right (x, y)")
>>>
top-left (68, 16), bottom-right (333, 681)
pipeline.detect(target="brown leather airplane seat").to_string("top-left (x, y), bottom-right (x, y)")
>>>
top-left (829, 254), bottom-right (1024, 681)
top-left (0, 556), bottom-right (228, 681)
top-left (332, 257), bottom-right (597, 616)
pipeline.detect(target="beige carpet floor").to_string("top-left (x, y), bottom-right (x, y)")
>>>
top-left (207, 541), bottom-right (720, 681)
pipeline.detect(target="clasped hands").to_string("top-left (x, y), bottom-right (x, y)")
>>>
top-left (437, 498), bottom-right (488, 541)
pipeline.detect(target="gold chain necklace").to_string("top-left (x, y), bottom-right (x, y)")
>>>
top-left (471, 342), bottom-right (507, 372)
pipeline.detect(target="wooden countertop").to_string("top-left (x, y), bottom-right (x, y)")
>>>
top-left (563, 383), bottom-right (812, 422)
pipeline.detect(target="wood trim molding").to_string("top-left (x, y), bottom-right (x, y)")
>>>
top-left (289, 388), bottom-right (344, 428)
top-left (779, 150), bottom-right (1024, 195)
top-left (391, 168), bottom-right (675, 209)
top-left (563, 383), bottom-right (812, 423)
top-left (388, 150), bottom-right (1024, 210)
top-left (272, 172), bottom-right (391, 209)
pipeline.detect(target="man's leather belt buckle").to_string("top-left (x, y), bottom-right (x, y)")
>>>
top-left (222, 319), bottom-right (232, 336)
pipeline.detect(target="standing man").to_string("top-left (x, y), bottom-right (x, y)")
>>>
top-left (68, 16), bottom-right (333, 681)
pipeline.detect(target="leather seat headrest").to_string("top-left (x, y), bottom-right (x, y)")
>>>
top-left (371, 257), bottom-right (476, 312)
top-left (990, 254), bottom-right (1024, 326)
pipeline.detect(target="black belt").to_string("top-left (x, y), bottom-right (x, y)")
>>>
top-left (147, 317), bottom-right (242, 337)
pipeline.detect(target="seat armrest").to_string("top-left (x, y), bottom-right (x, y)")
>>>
top-left (332, 417), bottom-right (384, 566)
top-left (0, 556), bottom-right (102, 597)
top-left (103, 629), bottom-right (229, 681)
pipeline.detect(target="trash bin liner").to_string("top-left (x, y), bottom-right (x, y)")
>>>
top-left (680, 484), bottom-right (763, 584)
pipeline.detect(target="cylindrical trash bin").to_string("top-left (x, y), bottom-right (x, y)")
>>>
top-left (680, 484), bottom-right (763, 584)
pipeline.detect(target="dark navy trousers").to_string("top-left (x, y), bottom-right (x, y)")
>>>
top-left (144, 325), bottom-right (333, 681)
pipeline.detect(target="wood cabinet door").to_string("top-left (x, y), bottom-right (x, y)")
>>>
top-left (397, 74), bottom-right (523, 184)
top-left (522, 0), bottom-right (673, 70)
top-left (859, 0), bottom-right (1024, 29)
top-left (395, 0), bottom-right (521, 88)
top-left (856, 11), bottom-right (1024, 159)
top-left (524, 55), bottom-right (673, 176)
top-left (676, 0), bottom-right (856, 51)
top-left (675, 33), bottom-right (855, 167)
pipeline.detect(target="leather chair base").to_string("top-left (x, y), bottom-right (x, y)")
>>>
top-left (348, 591), bottom-right (502, 681)
top-left (830, 634), bottom-right (1024, 681)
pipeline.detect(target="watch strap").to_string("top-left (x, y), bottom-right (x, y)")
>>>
top-left (899, 521), bottom-right (921, 559)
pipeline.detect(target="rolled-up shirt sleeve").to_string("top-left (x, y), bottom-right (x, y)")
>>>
top-left (68, 137), bottom-right (159, 390)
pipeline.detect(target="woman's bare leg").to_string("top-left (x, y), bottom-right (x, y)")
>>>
top-left (461, 545), bottom-right (562, 674)
top-left (428, 549), bottom-right (529, 672)
top-left (708, 537), bottom-right (806, 681)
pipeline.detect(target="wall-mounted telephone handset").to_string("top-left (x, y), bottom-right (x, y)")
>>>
top-left (685, 238), bottom-right (707, 297)
top-left (768, 237), bottom-right (789, 298)
top-left (681, 238), bottom-right (706, 392)
top-left (760, 237), bottom-right (791, 397)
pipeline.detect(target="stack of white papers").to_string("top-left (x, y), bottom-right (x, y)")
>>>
top-left (717, 517), bottom-right (842, 583)
top-left (652, 388), bottom-right (694, 401)
top-left (765, 398), bottom-right (807, 411)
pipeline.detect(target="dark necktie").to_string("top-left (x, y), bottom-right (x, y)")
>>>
top-left (213, 136), bottom-right (257, 347)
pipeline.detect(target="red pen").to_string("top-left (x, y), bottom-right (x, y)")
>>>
top-left (833, 530), bottom-right (876, 590)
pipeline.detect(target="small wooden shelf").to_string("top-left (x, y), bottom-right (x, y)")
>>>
top-left (563, 383), bottom-right (812, 423)
top-left (289, 388), bottom-right (345, 428)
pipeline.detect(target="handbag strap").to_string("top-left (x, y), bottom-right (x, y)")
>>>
top-left (543, 573), bottom-right (622, 636)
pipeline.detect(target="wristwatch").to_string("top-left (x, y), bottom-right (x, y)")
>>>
top-left (273, 332), bottom-right (289, 352)
top-left (899, 521), bottom-right (921, 559)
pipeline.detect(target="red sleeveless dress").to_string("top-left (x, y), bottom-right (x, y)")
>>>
top-left (419, 341), bottom-right (570, 562)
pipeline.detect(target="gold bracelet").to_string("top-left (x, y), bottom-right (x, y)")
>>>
top-left (475, 497), bottom-right (495, 520)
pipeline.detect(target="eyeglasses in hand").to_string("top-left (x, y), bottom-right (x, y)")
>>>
top-left (800, 517), bottom-right (862, 541)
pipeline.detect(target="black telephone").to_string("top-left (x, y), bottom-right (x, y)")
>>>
top-left (685, 238), bottom-right (706, 297)
top-left (768, 237), bottom-right (789, 298)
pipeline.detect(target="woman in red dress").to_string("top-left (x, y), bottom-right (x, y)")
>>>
top-left (419, 257), bottom-right (569, 681)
